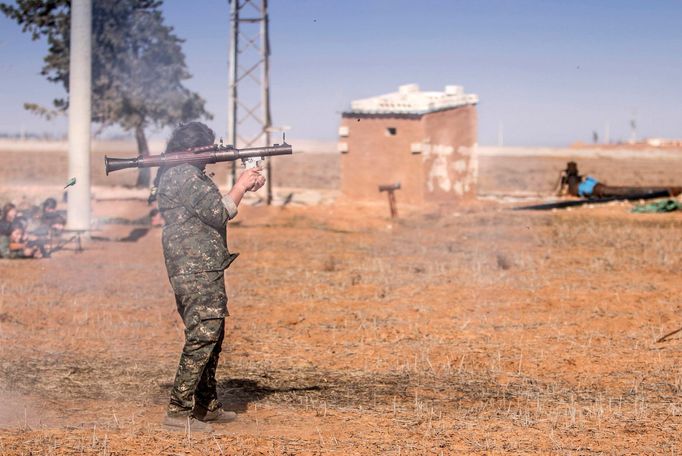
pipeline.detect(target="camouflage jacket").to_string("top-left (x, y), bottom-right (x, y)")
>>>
top-left (157, 164), bottom-right (238, 277)
top-left (0, 235), bottom-right (10, 258)
top-left (0, 235), bottom-right (26, 259)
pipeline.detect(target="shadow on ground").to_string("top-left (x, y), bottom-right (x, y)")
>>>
top-left (218, 378), bottom-right (322, 413)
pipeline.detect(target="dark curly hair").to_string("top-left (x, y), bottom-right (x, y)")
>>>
top-left (149, 122), bottom-right (216, 204)
top-left (42, 197), bottom-right (57, 212)
top-left (165, 122), bottom-right (215, 153)
top-left (2, 203), bottom-right (16, 222)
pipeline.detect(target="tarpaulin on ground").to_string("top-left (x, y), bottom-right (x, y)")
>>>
top-left (631, 199), bottom-right (682, 213)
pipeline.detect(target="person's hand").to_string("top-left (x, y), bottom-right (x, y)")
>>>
top-left (227, 167), bottom-right (268, 207)
top-left (251, 172), bottom-right (266, 192)
top-left (236, 168), bottom-right (266, 193)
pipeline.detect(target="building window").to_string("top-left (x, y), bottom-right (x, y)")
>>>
top-left (386, 127), bottom-right (397, 136)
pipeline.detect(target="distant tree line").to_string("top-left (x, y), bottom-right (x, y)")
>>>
top-left (0, 131), bottom-right (67, 140)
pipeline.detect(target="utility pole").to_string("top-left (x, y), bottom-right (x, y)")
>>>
top-left (227, 0), bottom-right (238, 188)
top-left (629, 110), bottom-right (638, 144)
top-left (67, 0), bottom-right (92, 230)
top-left (227, 0), bottom-right (274, 204)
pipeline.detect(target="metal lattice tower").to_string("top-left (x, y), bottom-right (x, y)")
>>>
top-left (227, 0), bottom-right (273, 204)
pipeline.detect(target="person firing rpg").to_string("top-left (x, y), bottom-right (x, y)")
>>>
top-left (105, 121), bottom-right (292, 432)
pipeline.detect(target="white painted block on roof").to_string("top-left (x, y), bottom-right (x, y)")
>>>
top-left (399, 83), bottom-right (420, 94)
top-left (350, 83), bottom-right (478, 115)
top-left (445, 85), bottom-right (462, 95)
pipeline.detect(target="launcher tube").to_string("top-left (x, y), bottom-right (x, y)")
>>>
top-left (105, 143), bottom-right (292, 175)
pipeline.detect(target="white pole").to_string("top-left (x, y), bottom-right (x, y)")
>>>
top-left (261, 0), bottom-right (272, 204)
top-left (66, 0), bottom-right (92, 231)
top-left (227, 0), bottom-right (239, 187)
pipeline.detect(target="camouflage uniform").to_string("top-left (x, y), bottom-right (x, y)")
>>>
top-left (0, 235), bottom-right (30, 259)
top-left (0, 235), bottom-right (12, 258)
top-left (157, 163), bottom-right (238, 416)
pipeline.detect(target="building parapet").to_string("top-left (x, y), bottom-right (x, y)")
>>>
top-left (347, 83), bottom-right (478, 116)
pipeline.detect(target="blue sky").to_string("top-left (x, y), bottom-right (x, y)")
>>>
top-left (1, 0), bottom-right (681, 146)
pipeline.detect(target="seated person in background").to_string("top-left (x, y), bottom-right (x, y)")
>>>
top-left (0, 203), bottom-right (17, 236)
top-left (15, 216), bottom-right (40, 241)
top-left (40, 198), bottom-right (66, 231)
top-left (13, 217), bottom-right (49, 257)
top-left (555, 161), bottom-right (582, 197)
top-left (0, 223), bottom-right (44, 259)
top-left (27, 197), bottom-right (66, 238)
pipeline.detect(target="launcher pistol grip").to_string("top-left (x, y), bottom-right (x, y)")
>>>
top-left (242, 156), bottom-right (263, 169)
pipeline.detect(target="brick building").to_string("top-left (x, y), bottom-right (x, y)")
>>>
top-left (338, 83), bottom-right (478, 205)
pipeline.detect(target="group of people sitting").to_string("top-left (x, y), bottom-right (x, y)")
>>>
top-left (0, 198), bottom-right (66, 259)
top-left (0, 196), bottom-right (167, 259)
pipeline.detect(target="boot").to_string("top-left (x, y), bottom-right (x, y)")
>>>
top-left (162, 414), bottom-right (214, 432)
top-left (194, 403), bottom-right (237, 423)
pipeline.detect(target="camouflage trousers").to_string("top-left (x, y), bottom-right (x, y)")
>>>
top-left (167, 270), bottom-right (228, 416)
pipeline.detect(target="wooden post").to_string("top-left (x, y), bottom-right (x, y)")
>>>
top-left (378, 182), bottom-right (401, 218)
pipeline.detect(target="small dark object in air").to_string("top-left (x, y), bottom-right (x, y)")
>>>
top-left (496, 253), bottom-right (512, 270)
top-left (64, 177), bottom-right (76, 189)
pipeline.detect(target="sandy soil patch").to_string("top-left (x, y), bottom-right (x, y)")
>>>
top-left (0, 198), bottom-right (680, 454)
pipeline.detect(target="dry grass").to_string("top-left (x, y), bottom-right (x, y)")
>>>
top-left (1, 201), bottom-right (681, 454)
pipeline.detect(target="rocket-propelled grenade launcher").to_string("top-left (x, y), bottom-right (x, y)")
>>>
top-left (104, 139), bottom-right (293, 175)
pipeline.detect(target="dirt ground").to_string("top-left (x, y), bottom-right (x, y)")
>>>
top-left (0, 196), bottom-right (681, 455)
top-left (477, 153), bottom-right (682, 196)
